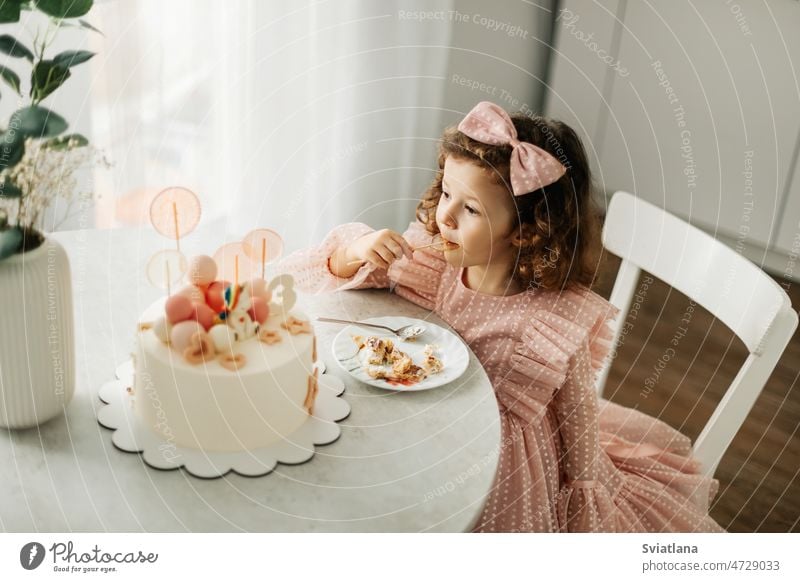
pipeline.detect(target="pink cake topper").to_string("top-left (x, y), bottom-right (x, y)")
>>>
top-left (242, 228), bottom-right (284, 279)
top-left (145, 249), bottom-right (187, 292)
top-left (146, 186), bottom-right (202, 292)
top-left (213, 242), bottom-right (256, 288)
top-left (149, 187), bottom-right (201, 243)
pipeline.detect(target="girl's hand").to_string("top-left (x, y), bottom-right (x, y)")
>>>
top-left (346, 229), bottom-right (414, 270)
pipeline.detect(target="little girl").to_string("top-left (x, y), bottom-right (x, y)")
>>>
top-left (283, 101), bottom-right (724, 532)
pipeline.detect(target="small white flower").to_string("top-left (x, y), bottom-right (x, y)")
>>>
top-left (0, 137), bottom-right (109, 232)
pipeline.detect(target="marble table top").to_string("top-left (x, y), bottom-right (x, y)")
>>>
top-left (0, 227), bottom-right (501, 532)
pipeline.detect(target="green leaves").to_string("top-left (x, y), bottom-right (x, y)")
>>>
top-left (0, 34), bottom-right (34, 61)
top-left (0, 129), bottom-right (25, 171)
top-left (9, 105), bottom-right (67, 138)
top-left (0, 1), bottom-right (100, 27)
top-left (0, 64), bottom-right (21, 95)
top-left (0, 0), bottom-right (24, 24)
top-left (52, 49), bottom-right (94, 68)
top-left (0, 0), bottom-right (96, 186)
top-left (43, 132), bottom-right (88, 150)
top-left (2, 0), bottom-right (95, 24)
top-left (33, 0), bottom-right (92, 19)
top-left (0, 107), bottom-right (72, 177)
top-left (0, 192), bottom-right (24, 259)
top-left (0, 226), bottom-right (23, 259)
top-left (0, 35), bottom-right (36, 99)
top-left (0, 180), bottom-right (22, 197)
top-left (0, 1), bottom-right (97, 105)
top-left (29, 51), bottom-right (94, 103)
top-left (31, 59), bottom-right (70, 103)
top-left (78, 19), bottom-right (101, 35)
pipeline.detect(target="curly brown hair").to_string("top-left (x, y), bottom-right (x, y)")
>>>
top-left (416, 111), bottom-right (602, 291)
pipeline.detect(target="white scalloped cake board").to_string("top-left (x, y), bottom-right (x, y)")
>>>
top-left (97, 360), bottom-right (350, 479)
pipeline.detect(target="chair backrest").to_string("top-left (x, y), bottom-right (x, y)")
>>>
top-left (598, 191), bottom-right (798, 477)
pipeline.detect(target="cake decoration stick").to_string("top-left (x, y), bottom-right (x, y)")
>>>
top-left (242, 229), bottom-right (284, 279)
top-left (150, 186), bottom-right (199, 245)
top-left (261, 238), bottom-right (266, 279)
top-left (172, 201), bottom-right (181, 254)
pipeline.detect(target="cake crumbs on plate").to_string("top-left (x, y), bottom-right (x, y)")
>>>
top-left (353, 335), bottom-right (443, 385)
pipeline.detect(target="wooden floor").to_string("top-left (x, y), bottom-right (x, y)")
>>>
top-left (593, 253), bottom-right (799, 532)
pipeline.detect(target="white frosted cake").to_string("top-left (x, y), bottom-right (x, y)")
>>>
top-left (131, 256), bottom-right (319, 453)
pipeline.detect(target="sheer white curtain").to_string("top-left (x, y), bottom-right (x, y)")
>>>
top-left (88, 0), bottom-right (552, 251)
top-left (236, 0), bottom-right (458, 251)
top-left (89, 0), bottom-right (250, 228)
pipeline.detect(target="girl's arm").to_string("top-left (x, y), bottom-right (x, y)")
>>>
top-left (278, 223), bottom-right (390, 293)
top-left (327, 245), bottom-right (361, 279)
top-left (553, 341), bottom-right (611, 532)
top-left (328, 228), bottom-right (413, 279)
top-left (279, 222), bottom-right (445, 309)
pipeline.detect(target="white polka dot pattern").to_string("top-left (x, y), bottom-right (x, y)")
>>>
top-left (456, 101), bottom-right (567, 195)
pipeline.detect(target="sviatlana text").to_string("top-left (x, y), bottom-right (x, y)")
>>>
top-left (642, 543), bottom-right (698, 554)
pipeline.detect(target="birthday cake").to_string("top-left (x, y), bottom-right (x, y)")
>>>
top-left (132, 253), bottom-right (319, 453)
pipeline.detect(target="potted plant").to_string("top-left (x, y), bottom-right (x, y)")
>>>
top-left (0, 0), bottom-right (101, 428)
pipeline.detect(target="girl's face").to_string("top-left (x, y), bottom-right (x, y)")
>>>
top-left (435, 156), bottom-right (518, 270)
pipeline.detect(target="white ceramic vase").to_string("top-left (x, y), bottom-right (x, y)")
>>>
top-left (0, 236), bottom-right (75, 428)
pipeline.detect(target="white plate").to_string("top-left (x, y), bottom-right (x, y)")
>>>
top-left (331, 316), bottom-right (469, 392)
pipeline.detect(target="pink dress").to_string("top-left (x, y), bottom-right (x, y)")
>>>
top-left (282, 221), bottom-right (725, 532)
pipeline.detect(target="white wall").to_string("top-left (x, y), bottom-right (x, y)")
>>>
top-left (546, 0), bottom-right (800, 275)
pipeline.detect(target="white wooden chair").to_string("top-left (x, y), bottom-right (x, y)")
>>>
top-left (597, 191), bottom-right (798, 477)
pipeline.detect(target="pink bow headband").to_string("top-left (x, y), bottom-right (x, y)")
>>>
top-left (457, 101), bottom-right (567, 195)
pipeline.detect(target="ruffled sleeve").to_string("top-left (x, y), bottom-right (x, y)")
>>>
top-left (497, 288), bottom-right (619, 423)
top-left (553, 333), bottom-right (616, 531)
top-left (498, 287), bottom-right (620, 531)
top-left (278, 221), bottom-right (446, 311)
top-left (279, 223), bottom-right (384, 293)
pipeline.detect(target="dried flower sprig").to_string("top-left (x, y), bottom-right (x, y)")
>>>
top-left (0, 137), bottom-right (109, 232)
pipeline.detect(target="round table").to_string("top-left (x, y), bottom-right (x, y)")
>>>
top-left (0, 227), bottom-right (501, 532)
